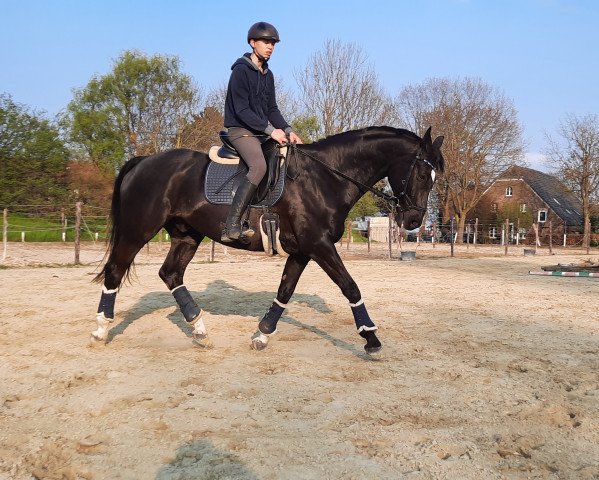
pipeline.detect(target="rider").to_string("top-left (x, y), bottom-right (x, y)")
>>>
top-left (221, 21), bottom-right (302, 243)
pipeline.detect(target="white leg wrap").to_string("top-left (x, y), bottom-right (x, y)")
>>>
top-left (92, 312), bottom-right (113, 341)
top-left (357, 325), bottom-right (378, 333)
top-left (191, 311), bottom-right (206, 336)
top-left (349, 298), bottom-right (364, 307)
top-left (273, 298), bottom-right (287, 308)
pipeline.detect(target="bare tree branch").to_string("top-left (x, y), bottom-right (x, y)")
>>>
top-left (544, 113), bottom-right (599, 251)
top-left (395, 77), bottom-right (524, 241)
top-left (295, 39), bottom-right (396, 138)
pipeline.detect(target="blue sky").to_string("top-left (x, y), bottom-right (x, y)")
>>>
top-left (1, 0), bottom-right (598, 170)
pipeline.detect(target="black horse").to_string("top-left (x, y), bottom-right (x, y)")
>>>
top-left (92, 126), bottom-right (444, 354)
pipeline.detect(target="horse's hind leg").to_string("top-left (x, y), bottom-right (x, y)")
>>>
top-left (92, 241), bottom-right (147, 343)
top-left (251, 253), bottom-right (310, 350)
top-left (158, 229), bottom-right (210, 347)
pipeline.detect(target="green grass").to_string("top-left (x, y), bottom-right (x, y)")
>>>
top-left (1, 214), bottom-right (212, 243)
top-left (2, 214), bottom-right (370, 244)
top-left (3, 214), bottom-right (108, 242)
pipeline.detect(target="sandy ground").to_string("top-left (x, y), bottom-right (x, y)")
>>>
top-left (1, 242), bottom-right (598, 480)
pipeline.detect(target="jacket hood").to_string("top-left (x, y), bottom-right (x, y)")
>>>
top-left (231, 53), bottom-right (269, 74)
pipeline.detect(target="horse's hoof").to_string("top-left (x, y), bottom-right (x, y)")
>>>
top-left (192, 333), bottom-right (214, 349)
top-left (251, 331), bottom-right (269, 351)
top-left (89, 334), bottom-right (106, 346)
top-left (364, 345), bottom-right (383, 355)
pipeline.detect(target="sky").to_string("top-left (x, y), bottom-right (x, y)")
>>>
top-left (1, 0), bottom-right (598, 171)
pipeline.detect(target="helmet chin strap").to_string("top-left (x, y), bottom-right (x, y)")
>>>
top-left (252, 49), bottom-right (269, 63)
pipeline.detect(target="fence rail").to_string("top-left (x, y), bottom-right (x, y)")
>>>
top-left (2, 206), bottom-right (598, 265)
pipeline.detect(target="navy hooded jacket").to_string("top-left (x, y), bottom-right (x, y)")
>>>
top-left (224, 53), bottom-right (291, 135)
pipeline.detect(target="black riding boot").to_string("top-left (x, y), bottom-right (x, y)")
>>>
top-left (221, 178), bottom-right (258, 243)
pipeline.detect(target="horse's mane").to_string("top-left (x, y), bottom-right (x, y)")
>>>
top-left (309, 126), bottom-right (420, 148)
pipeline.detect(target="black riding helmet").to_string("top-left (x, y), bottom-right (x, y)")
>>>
top-left (247, 22), bottom-right (280, 43)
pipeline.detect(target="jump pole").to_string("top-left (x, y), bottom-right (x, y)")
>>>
top-left (529, 270), bottom-right (599, 278)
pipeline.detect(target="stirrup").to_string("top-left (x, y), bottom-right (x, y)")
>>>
top-left (221, 225), bottom-right (254, 243)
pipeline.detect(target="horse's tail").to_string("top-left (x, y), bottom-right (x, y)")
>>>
top-left (93, 155), bottom-right (148, 284)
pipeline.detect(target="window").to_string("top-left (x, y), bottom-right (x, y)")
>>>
top-left (505, 186), bottom-right (513, 197)
top-left (489, 227), bottom-right (498, 239)
top-left (491, 203), bottom-right (497, 212)
top-left (520, 203), bottom-right (527, 213)
top-left (538, 210), bottom-right (547, 223)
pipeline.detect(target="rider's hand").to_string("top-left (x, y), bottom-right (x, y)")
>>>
top-left (270, 128), bottom-right (287, 145)
top-left (288, 132), bottom-right (303, 144)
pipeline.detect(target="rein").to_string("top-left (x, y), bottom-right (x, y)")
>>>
top-left (288, 144), bottom-right (430, 213)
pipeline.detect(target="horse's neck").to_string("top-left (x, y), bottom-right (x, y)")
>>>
top-left (335, 143), bottom-right (392, 187)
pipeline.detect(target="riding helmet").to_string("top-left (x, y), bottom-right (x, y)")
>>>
top-left (247, 22), bottom-right (280, 43)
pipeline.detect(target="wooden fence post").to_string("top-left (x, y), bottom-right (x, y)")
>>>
top-left (466, 223), bottom-right (470, 250)
top-left (450, 217), bottom-right (454, 257)
top-left (210, 240), bottom-right (215, 262)
top-left (74, 201), bottom-right (82, 265)
top-left (346, 220), bottom-right (351, 251)
top-left (548, 220), bottom-right (553, 255)
top-left (61, 208), bottom-right (66, 242)
top-left (474, 218), bottom-right (478, 246)
top-left (367, 219), bottom-right (371, 253)
top-left (388, 213), bottom-right (393, 258)
top-left (2, 208), bottom-right (7, 261)
top-left (504, 218), bottom-right (509, 256)
top-left (432, 221), bottom-right (437, 248)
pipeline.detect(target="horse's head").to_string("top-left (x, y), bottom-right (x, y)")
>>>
top-left (388, 127), bottom-right (444, 230)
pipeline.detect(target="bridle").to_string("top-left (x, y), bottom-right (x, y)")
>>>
top-left (288, 144), bottom-right (436, 214)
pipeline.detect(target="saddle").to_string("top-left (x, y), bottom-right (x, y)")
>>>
top-left (205, 130), bottom-right (288, 207)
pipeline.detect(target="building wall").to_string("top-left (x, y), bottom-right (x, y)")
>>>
top-left (467, 178), bottom-right (575, 243)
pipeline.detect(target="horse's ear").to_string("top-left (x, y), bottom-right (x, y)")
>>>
top-left (433, 135), bottom-right (444, 150)
top-left (422, 126), bottom-right (432, 146)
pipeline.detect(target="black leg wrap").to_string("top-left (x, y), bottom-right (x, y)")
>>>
top-left (97, 291), bottom-right (116, 319)
top-left (172, 286), bottom-right (201, 323)
top-left (351, 302), bottom-right (377, 332)
top-left (258, 302), bottom-right (285, 334)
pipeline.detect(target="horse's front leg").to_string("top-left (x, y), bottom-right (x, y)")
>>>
top-left (251, 253), bottom-right (310, 350)
top-left (311, 243), bottom-right (382, 354)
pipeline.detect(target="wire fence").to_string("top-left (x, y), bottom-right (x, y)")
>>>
top-left (2, 205), bottom-right (598, 265)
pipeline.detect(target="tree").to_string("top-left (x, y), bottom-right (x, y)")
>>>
top-left (65, 160), bottom-right (114, 208)
top-left (295, 39), bottom-right (396, 138)
top-left (290, 115), bottom-right (320, 143)
top-left (178, 106), bottom-right (223, 152)
top-left (395, 77), bottom-right (524, 242)
top-left (66, 50), bottom-right (200, 171)
top-left (348, 192), bottom-right (382, 220)
top-left (545, 113), bottom-right (599, 252)
top-left (0, 94), bottom-right (69, 206)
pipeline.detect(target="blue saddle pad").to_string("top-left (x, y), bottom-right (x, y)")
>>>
top-left (204, 161), bottom-right (287, 207)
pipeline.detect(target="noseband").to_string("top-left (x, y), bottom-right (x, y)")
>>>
top-left (290, 145), bottom-right (435, 213)
top-left (392, 154), bottom-right (436, 213)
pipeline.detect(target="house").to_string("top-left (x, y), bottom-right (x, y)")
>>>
top-left (467, 165), bottom-right (583, 244)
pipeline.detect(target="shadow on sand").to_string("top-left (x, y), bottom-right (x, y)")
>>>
top-left (155, 438), bottom-right (259, 480)
top-left (104, 279), bottom-right (372, 358)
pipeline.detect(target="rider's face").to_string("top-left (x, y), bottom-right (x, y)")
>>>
top-left (250, 39), bottom-right (276, 60)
